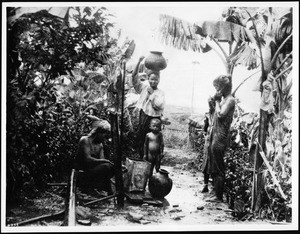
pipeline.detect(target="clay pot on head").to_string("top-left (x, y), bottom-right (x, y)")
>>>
top-left (144, 51), bottom-right (167, 71)
top-left (148, 168), bottom-right (173, 199)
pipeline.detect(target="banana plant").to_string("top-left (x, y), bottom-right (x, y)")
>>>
top-left (159, 11), bottom-right (260, 85)
top-left (230, 7), bottom-right (292, 214)
top-left (158, 6), bottom-right (293, 214)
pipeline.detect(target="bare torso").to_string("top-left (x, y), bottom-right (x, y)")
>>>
top-left (88, 140), bottom-right (102, 159)
top-left (75, 136), bottom-right (105, 170)
top-left (148, 132), bottom-right (161, 151)
top-left (145, 132), bottom-right (162, 163)
top-left (144, 130), bottom-right (164, 175)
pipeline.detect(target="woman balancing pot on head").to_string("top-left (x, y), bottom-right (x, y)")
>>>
top-left (132, 52), bottom-right (167, 159)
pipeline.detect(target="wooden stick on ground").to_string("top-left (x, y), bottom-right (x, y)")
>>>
top-left (9, 210), bottom-right (64, 226)
top-left (83, 194), bottom-right (117, 206)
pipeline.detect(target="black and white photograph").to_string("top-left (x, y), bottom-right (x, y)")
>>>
top-left (1, 1), bottom-right (299, 232)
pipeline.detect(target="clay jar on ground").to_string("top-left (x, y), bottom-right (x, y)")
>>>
top-left (148, 168), bottom-right (173, 199)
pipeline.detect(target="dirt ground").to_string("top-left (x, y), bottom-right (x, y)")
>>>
top-left (5, 147), bottom-right (277, 231)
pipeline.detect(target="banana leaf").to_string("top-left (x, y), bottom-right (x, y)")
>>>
top-left (159, 14), bottom-right (204, 52)
top-left (194, 20), bottom-right (256, 44)
top-left (229, 43), bottom-right (259, 69)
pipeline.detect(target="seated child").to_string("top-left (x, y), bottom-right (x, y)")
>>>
top-left (143, 118), bottom-right (164, 176)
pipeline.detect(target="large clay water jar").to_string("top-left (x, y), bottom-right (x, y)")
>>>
top-left (144, 51), bottom-right (167, 71)
top-left (148, 169), bottom-right (173, 198)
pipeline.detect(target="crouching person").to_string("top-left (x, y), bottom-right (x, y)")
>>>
top-left (73, 120), bottom-right (115, 195)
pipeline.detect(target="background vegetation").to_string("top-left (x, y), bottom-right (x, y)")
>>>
top-left (6, 6), bottom-right (134, 202)
top-left (5, 6), bottom-right (293, 224)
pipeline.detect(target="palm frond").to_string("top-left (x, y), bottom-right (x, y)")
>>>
top-left (159, 14), bottom-right (203, 52)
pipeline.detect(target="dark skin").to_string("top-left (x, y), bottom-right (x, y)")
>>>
top-left (202, 97), bottom-right (216, 193)
top-left (74, 127), bottom-right (115, 194)
top-left (207, 78), bottom-right (235, 202)
top-left (132, 56), bottom-right (161, 98)
top-left (77, 130), bottom-right (114, 168)
top-left (213, 84), bottom-right (235, 118)
top-left (132, 56), bottom-right (145, 87)
top-left (143, 119), bottom-right (164, 176)
top-left (132, 56), bottom-right (164, 159)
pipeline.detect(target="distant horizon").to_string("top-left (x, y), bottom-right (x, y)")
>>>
top-left (111, 5), bottom-right (262, 115)
top-left (164, 103), bottom-right (206, 115)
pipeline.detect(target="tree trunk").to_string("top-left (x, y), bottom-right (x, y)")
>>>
top-left (251, 109), bottom-right (268, 212)
top-left (110, 112), bottom-right (124, 208)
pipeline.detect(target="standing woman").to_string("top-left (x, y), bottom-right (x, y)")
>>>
top-left (207, 75), bottom-right (235, 202)
top-left (132, 56), bottom-right (166, 159)
top-left (200, 96), bottom-right (215, 193)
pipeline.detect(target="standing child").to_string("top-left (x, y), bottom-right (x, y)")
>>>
top-left (143, 118), bottom-right (164, 177)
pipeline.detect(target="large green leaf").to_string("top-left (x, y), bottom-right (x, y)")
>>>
top-left (194, 20), bottom-right (256, 44)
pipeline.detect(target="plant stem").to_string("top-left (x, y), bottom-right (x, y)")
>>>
top-left (274, 52), bottom-right (292, 74)
top-left (211, 37), bottom-right (229, 61)
top-left (270, 33), bottom-right (293, 69)
top-left (232, 69), bottom-right (261, 96)
top-left (245, 10), bottom-right (266, 81)
top-left (274, 65), bottom-right (292, 81)
top-left (205, 38), bottom-right (228, 73)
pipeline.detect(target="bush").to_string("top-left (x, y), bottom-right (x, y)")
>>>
top-left (6, 6), bottom-right (121, 202)
top-left (224, 146), bottom-right (253, 220)
top-left (163, 128), bottom-right (189, 149)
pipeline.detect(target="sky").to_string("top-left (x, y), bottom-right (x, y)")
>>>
top-left (2, 2), bottom-right (297, 114)
top-left (102, 2), bottom-right (298, 116)
top-left (106, 3), bottom-right (262, 114)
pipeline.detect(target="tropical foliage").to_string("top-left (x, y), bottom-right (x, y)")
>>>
top-left (6, 6), bottom-right (136, 202)
top-left (6, 5), bottom-right (293, 223)
top-left (160, 6), bottom-right (293, 222)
